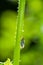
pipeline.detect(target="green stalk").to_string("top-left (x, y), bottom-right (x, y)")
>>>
top-left (13, 0), bottom-right (25, 65)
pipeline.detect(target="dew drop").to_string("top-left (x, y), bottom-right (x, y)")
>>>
top-left (20, 37), bottom-right (25, 49)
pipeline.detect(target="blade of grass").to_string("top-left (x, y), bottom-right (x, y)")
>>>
top-left (13, 0), bottom-right (26, 65)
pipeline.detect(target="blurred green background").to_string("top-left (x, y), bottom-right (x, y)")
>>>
top-left (0, 0), bottom-right (43, 65)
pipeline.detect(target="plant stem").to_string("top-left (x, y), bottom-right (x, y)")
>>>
top-left (13, 0), bottom-right (25, 65)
